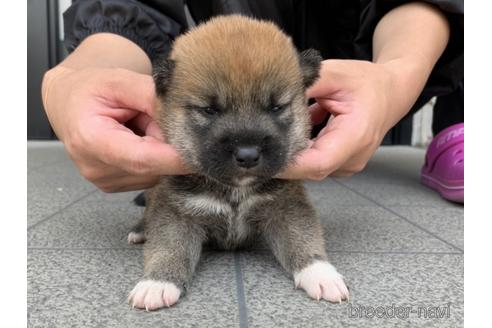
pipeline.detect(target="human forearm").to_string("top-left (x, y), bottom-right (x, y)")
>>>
top-left (57, 33), bottom-right (152, 74)
top-left (42, 33), bottom-right (153, 120)
top-left (374, 2), bottom-right (450, 67)
top-left (373, 2), bottom-right (450, 122)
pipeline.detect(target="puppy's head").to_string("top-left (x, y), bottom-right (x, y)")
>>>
top-left (154, 15), bottom-right (321, 186)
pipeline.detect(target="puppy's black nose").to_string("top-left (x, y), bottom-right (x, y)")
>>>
top-left (234, 146), bottom-right (260, 168)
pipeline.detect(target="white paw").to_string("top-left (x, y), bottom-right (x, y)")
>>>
top-left (294, 260), bottom-right (349, 303)
top-left (128, 280), bottom-right (181, 310)
top-left (127, 231), bottom-right (146, 244)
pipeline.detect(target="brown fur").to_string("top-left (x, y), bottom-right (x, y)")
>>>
top-left (168, 16), bottom-right (301, 103)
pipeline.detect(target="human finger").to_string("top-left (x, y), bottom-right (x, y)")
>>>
top-left (92, 119), bottom-right (189, 176)
top-left (309, 103), bottom-right (329, 126)
top-left (279, 118), bottom-right (355, 180)
top-left (99, 69), bottom-right (158, 118)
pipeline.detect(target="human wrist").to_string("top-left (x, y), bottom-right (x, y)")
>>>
top-left (377, 57), bottom-right (431, 124)
top-left (371, 1), bottom-right (450, 123)
top-left (41, 65), bottom-right (77, 141)
top-left (41, 66), bottom-right (74, 108)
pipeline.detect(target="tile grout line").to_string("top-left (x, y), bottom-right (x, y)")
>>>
top-left (326, 250), bottom-right (462, 255)
top-left (26, 247), bottom-right (463, 255)
top-left (28, 247), bottom-right (143, 251)
top-left (27, 189), bottom-right (99, 230)
top-left (234, 253), bottom-right (249, 328)
top-left (254, 249), bottom-right (463, 255)
top-left (332, 179), bottom-right (464, 253)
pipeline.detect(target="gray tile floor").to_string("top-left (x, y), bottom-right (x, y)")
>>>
top-left (27, 141), bottom-right (463, 328)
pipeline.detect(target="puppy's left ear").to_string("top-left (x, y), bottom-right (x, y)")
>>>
top-left (153, 57), bottom-right (176, 97)
top-left (298, 49), bottom-right (322, 89)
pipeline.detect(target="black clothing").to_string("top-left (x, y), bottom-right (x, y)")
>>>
top-left (433, 79), bottom-right (463, 135)
top-left (63, 0), bottom-right (463, 99)
top-left (63, 0), bottom-right (463, 137)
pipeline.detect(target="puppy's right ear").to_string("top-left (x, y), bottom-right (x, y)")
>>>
top-left (153, 57), bottom-right (176, 97)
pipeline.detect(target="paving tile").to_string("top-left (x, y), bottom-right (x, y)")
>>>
top-left (389, 206), bottom-right (464, 250)
top-left (336, 180), bottom-right (452, 207)
top-left (28, 191), bottom-right (457, 253)
top-left (28, 249), bottom-right (239, 328)
top-left (27, 141), bottom-right (69, 170)
top-left (27, 143), bottom-right (463, 328)
top-left (335, 146), bottom-right (426, 186)
top-left (334, 146), bottom-right (442, 207)
top-left (320, 206), bottom-right (458, 253)
top-left (27, 160), bottom-right (96, 227)
top-left (332, 147), bottom-right (455, 207)
top-left (240, 251), bottom-right (463, 328)
top-left (87, 189), bottom-right (144, 203)
top-left (28, 198), bottom-right (144, 249)
top-left (304, 180), bottom-right (373, 206)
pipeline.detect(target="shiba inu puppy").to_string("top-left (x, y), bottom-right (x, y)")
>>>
top-left (127, 15), bottom-right (349, 311)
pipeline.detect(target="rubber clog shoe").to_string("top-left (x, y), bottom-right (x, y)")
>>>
top-left (421, 123), bottom-right (464, 203)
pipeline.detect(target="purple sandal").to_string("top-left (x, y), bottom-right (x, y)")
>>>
top-left (421, 123), bottom-right (464, 203)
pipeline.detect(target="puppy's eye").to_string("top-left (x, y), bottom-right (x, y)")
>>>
top-left (271, 104), bottom-right (287, 113)
top-left (201, 107), bottom-right (219, 116)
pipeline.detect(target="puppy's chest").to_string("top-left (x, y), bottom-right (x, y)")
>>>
top-left (181, 191), bottom-right (270, 247)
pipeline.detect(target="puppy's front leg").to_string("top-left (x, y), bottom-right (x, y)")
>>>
top-left (128, 217), bottom-right (205, 311)
top-left (261, 201), bottom-right (349, 303)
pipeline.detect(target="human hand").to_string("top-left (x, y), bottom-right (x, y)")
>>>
top-left (280, 59), bottom-right (409, 180)
top-left (42, 66), bottom-right (189, 192)
top-left (280, 1), bottom-right (449, 181)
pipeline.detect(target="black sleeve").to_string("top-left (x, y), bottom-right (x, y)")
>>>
top-left (357, 0), bottom-right (463, 107)
top-left (63, 0), bottom-right (187, 62)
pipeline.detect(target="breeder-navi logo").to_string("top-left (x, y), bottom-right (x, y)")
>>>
top-left (348, 303), bottom-right (451, 319)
